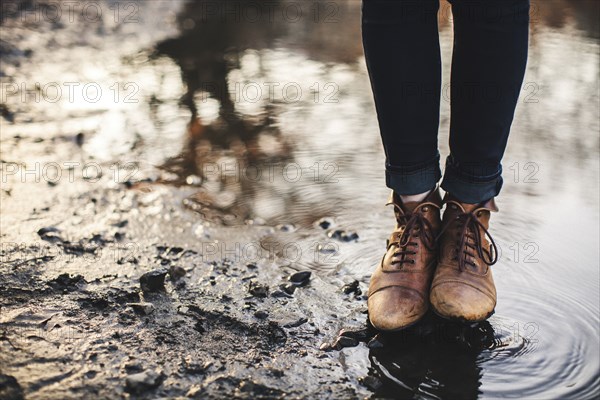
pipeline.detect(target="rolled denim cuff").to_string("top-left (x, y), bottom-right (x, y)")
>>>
top-left (385, 154), bottom-right (441, 195)
top-left (440, 155), bottom-right (503, 203)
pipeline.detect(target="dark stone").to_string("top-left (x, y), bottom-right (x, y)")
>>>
top-left (359, 375), bottom-right (383, 391)
top-left (339, 328), bottom-right (371, 342)
top-left (328, 229), bottom-right (343, 240)
top-left (124, 362), bottom-right (143, 373)
top-left (344, 232), bottom-right (359, 241)
top-left (328, 229), bottom-right (359, 242)
top-left (168, 247), bottom-right (184, 255)
top-left (168, 265), bottom-right (186, 280)
top-left (84, 370), bottom-right (97, 379)
top-left (283, 317), bottom-right (308, 328)
top-left (0, 104), bottom-right (15, 123)
top-left (254, 310), bottom-right (269, 319)
top-left (319, 342), bottom-right (331, 351)
top-left (113, 220), bottom-right (128, 228)
top-left (280, 284), bottom-right (297, 295)
top-left (271, 290), bottom-right (293, 298)
top-left (37, 226), bottom-right (61, 242)
top-left (288, 271), bottom-right (311, 287)
top-left (248, 281), bottom-right (268, 298)
top-left (47, 273), bottom-right (86, 292)
top-left (367, 334), bottom-right (385, 349)
top-left (114, 232), bottom-right (125, 241)
top-left (277, 224), bottom-right (295, 232)
top-left (332, 335), bottom-right (359, 350)
top-left (140, 269), bottom-right (167, 292)
top-left (316, 218), bottom-right (333, 229)
top-left (342, 280), bottom-right (361, 295)
top-left (75, 132), bottom-right (85, 146)
top-left (125, 370), bottom-right (163, 394)
top-left (267, 368), bottom-right (284, 378)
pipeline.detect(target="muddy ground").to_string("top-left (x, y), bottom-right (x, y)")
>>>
top-left (0, 161), bottom-right (502, 399)
top-left (0, 133), bottom-right (380, 400)
top-left (0, 1), bottom-right (371, 398)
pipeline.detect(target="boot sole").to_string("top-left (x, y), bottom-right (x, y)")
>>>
top-left (430, 306), bottom-right (496, 324)
top-left (368, 311), bottom-right (426, 332)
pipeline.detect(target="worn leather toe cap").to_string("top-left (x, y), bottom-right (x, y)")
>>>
top-left (430, 281), bottom-right (495, 322)
top-left (368, 286), bottom-right (427, 331)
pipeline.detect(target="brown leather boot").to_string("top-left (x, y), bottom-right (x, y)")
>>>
top-left (368, 188), bottom-right (442, 331)
top-left (430, 194), bottom-right (499, 322)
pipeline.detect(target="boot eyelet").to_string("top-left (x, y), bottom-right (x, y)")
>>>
top-left (476, 211), bottom-right (482, 217)
top-left (422, 206), bottom-right (429, 212)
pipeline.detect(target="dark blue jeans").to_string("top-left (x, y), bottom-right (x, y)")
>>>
top-left (362, 0), bottom-right (530, 203)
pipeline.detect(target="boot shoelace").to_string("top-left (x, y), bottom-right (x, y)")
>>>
top-left (438, 209), bottom-right (498, 271)
top-left (391, 210), bottom-right (436, 266)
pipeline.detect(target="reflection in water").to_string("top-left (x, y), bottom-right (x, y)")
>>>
top-left (370, 315), bottom-right (491, 399)
top-left (147, 0), bottom-right (599, 398)
top-left (154, 0), bottom-right (294, 224)
top-left (337, 313), bottom-right (540, 399)
top-left (153, 0), bottom-right (366, 227)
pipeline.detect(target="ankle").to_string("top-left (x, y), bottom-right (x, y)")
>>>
top-left (399, 189), bottom-right (432, 204)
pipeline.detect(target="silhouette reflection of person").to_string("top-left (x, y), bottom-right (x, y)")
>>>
top-left (367, 315), bottom-right (494, 399)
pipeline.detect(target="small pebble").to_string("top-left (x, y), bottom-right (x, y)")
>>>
top-left (283, 317), bottom-right (308, 328)
top-left (342, 280), bottom-right (361, 295)
top-left (332, 335), bottom-right (359, 350)
top-left (319, 342), bottom-right (331, 351)
top-left (328, 229), bottom-right (359, 242)
top-left (339, 328), bottom-right (371, 341)
top-left (277, 224), bottom-right (295, 232)
top-left (289, 271), bottom-right (311, 287)
top-left (37, 226), bottom-right (62, 242)
top-left (248, 282), bottom-right (269, 298)
top-left (125, 370), bottom-right (163, 394)
top-left (359, 375), bottom-right (383, 391)
top-left (75, 132), bottom-right (85, 146)
top-left (271, 290), bottom-right (293, 298)
top-left (168, 265), bottom-right (186, 280)
top-left (280, 284), bottom-right (297, 295)
top-left (140, 269), bottom-right (167, 292)
top-left (367, 334), bottom-right (385, 349)
top-left (316, 218), bottom-right (333, 229)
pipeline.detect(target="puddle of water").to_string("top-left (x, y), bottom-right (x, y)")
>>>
top-left (1, 0), bottom-right (598, 398)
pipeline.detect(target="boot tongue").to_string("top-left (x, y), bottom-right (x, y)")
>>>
top-left (459, 198), bottom-right (498, 213)
top-left (401, 201), bottom-right (419, 214)
top-left (445, 194), bottom-right (498, 213)
top-left (460, 202), bottom-right (480, 213)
